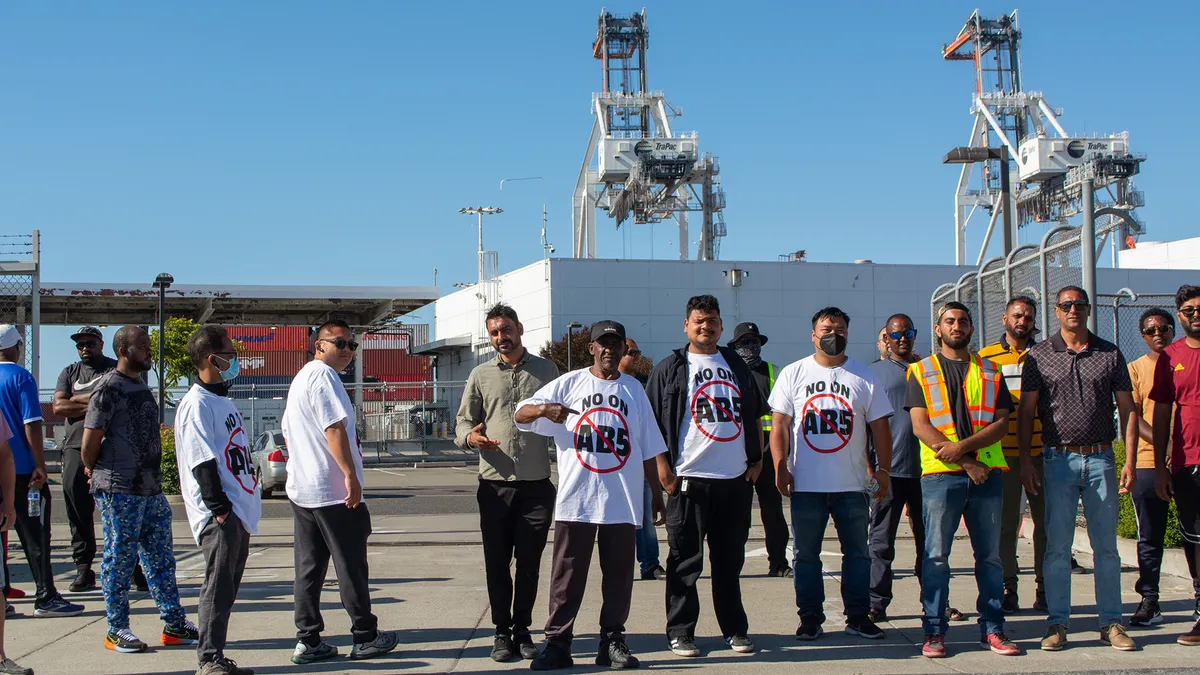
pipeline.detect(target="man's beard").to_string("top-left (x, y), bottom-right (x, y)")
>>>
top-left (944, 335), bottom-right (971, 349)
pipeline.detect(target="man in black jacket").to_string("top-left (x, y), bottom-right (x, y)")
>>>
top-left (646, 295), bottom-right (766, 659)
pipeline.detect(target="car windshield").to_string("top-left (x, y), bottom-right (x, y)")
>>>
top-left (273, 433), bottom-right (286, 447)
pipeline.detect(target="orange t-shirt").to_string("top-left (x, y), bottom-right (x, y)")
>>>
top-left (1130, 354), bottom-right (1170, 469)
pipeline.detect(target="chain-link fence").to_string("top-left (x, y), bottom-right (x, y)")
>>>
top-left (1097, 292), bottom-right (1177, 363)
top-left (0, 233), bottom-right (40, 375)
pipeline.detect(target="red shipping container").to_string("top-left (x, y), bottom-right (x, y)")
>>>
top-left (226, 326), bottom-right (310, 352)
top-left (363, 349), bottom-right (430, 380)
top-left (359, 325), bottom-right (429, 351)
top-left (237, 350), bottom-right (309, 377)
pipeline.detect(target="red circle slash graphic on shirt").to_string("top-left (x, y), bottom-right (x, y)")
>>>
top-left (801, 393), bottom-right (853, 454)
top-left (572, 406), bottom-right (632, 474)
top-left (690, 380), bottom-right (743, 443)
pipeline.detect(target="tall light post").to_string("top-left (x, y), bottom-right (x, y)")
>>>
top-left (458, 206), bottom-right (503, 285)
top-left (566, 321), bottom-right (581, 371)
top-left (943, 146), bottom-right (1014, 258)
top-left (500, 177), bottom-right (553, 260)
top-left (152, 273), bottom-right (174, 425)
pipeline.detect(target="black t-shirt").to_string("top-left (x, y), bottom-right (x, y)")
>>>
top-left (55, 356), bottom-right (119, 450)
top-left (905, 355), bottom-right (1012, 441)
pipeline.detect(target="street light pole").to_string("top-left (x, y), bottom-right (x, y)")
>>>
top-left (566, 322), bottom-right (581, 371)
top-left (943, 146), bottom-right (1015, 257)
top-left (458, 206), bottom-right (503, 286)
top-left (152, 273), bottom-right (174, 425)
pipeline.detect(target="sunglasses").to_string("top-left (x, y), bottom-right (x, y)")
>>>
top-left (75, 340), bottom-right (100, 349)
top-left (1056, 300), bottom-right (1090, 312)
top-left (887, 329), bottom-right (917, 340)
top-left (1142, 325), bottom-right (1173, 336)
top-left (318, 338), bottom-right (359, 352)
top-left (1181, 307), bottom-right (1200, 319)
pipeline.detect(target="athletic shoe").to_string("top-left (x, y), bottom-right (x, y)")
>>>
top-left (1041, 624), bottom-right (1067, 651)
top-left (922, 634), bottom-right (946, 658)
top-left (33, 595), bottom-right (83, 618)
top-left (530, 642), bottom-right (573, 670)
top-left (490, 634), bottom-right (515, 662)
top-left (1070, 557), bottom-right (1087, 575)
top-left (105, 628), bottom-right (148, 653)
top-left (350, 630), bottom-right (399, 660)
top-left (640, 565), bottom-right (666, 580)
top-left (1101, 624), bottom-right (1137, 651)
top-left (669, 636), bottom-right (700, 657)
top-left (514, 631), bottom-right (538, 660)
top-left (726, 635), bottom-right (755, 654)
top-left (1001, 589), bottom-right (1019, 615)
top-left (768, 566), bottom-right (793, 578)
top-left (795, 619), bottom-right (823, 641)
top-left (1130, 598), bottom-right (1164, 626)
top-left (1177, 619), bottom-right (1200, 646)
top-left (0, 657), bottom-right (32, 675)
top-left (291, 641), bottom-right (338, 665)
top-left (4, 604), bottom-right (13, 617)
top-left (596, 638), bottom-right (639, 669)
top-left (845, 616), bottom-right (884, 640)
top-left (162, 620), bottom-right (199, 646)
top-left (946, 606), bottom-right (966, 621)
top-left (3, 588), bottom-right (25, 600)
top-left (982, 632), bottom-right (1022, 656)
top-left (69, 568), bottom-right (96, 593)
top-left (867, 607), bottom-right (887, 623)
top-left (198, 657), bottom-right (253, 675)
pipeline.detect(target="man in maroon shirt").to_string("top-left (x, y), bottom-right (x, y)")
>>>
top-left (1150, 284), bottom-right (1200, 646)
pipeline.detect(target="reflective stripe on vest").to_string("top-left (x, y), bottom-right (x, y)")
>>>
top-left (908, 354), bottom-right (1008, 475)
top-left (761, 362), bottom-right (777, 431)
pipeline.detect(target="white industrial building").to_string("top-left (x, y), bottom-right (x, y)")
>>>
top-left (1119, 237), bottom-right (1200, 270)
top-left (417, 257), bottom-right (1198, 382)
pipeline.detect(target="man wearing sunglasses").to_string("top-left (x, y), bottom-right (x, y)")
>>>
top-left (1150, 284), bottom-right (1200, 645)
top-left (1128, 308), bottom-right (1200, 629)
top-left (1019, 286), bottom-right (1139, 652)
top-left (283, 320), bottom-right (397, 664)
top-left (978, 297), bottom-right (1048, 614)
top-left (729, 322), bottom-right (792, 579)
top-left (621, 338), bottom-right (667, 582)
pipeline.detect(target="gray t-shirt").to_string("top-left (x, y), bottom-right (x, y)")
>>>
top-left (55, 356), bottom-right (118, 451)
top-left (868, 358), bottom-right (919, 479)
top-left (84, 370), bottom-right (162, 496)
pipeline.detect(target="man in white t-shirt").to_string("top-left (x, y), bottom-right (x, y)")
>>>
top-left (281, 320), bottom-right (397, 665)
top-left (769, 307), bottom-right (893, 643)
top-left (515, 321), bottom-right (667, 671)
top-left (645, 295), bottom-right (767, 658)
top-left (175, 325), bottom-right (262, 675)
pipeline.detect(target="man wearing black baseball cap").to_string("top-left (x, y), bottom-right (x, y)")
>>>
top-left (52, 327), bottom-right (122, 593)
top-left (728, 322), bottom-right (791, 578)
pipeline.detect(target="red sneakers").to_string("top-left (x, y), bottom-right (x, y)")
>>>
top-left (983, 632), bottom-right (1022, 656)
top-left (3, 587), bottom-right (26, 599)
top-left (922, 634), bottom-right (946, 658)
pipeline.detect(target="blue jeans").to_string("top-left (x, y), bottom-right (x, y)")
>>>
top-left (1043, 446), bottom-right (1123, 629)
top-left (920, 470), bottom-right (1004, 638)
top-left (791, 491), bottom-right (871, 622)
top-left (635, 479), bottom-right (660, 573)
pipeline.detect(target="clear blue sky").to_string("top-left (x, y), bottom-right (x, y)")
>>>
top-left (2, 1), bottom-right (1196, 382)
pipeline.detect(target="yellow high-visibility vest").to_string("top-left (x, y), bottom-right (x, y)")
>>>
top-left (761, 362), bottom-right (777, 432)
top-left (908, 354), bottom-right (1008, 475)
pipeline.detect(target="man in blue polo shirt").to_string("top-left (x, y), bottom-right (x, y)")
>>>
top-left (0, 325), bottom-right (84, 617)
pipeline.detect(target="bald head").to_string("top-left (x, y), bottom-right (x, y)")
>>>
top-left (113, 325), bottom-right (153, 373)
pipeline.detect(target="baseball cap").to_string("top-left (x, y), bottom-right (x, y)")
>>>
top-left (590, 320), bottom-right (627, 342)
top-left (727, 322), bottom-right (769, 346)
top-left (71, 326), bottom-right (103, 342)
top-left (0, 325), bottom-right (22, 350)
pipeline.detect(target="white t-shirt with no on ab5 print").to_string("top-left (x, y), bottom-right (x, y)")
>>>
top-left (282, 360), bottom-right (365, 508)
top-left (676, 350), bottom-right (749, 480)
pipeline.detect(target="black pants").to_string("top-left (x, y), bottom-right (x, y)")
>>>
top-left (198, 513), bottom-right (251, 664)
top-left (1132, 468), bottom-right (1200, 601)
top-left (869, 476), bottom-right (924, 611)
top-left (544, 521), bottom-right (635, 646)
top-left (61, 447), bottom-right (97, 569)
top-left (477, 478), bottom-right (555, 635)
top-left (665, 476), bottom-right (753, 640)
top-left (11, 474), bottom-right (59, 604)
top-left (753, 459), bottom-right (790, 571)
top-left (292, 501), bottom-right (378, 646)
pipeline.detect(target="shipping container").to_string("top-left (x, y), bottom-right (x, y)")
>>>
top-left (237, 350), bottom-right (308, 378)
top-left (362, 349), bottom-right (430, 380)
top-left (226, 326), bottom-right (310, 352)
top-left (228, 375), bottom-right (293, 400)
top-left (359, 325), bottom-right (429, 351)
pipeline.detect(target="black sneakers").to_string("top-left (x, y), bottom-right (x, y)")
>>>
top-left (530, 642), bottom-right (574, 670)
top-left (640, 565), bottom-right (666, 580)
top-left (845, 616), bottom-right (885, 640)
top-left (795, 618), bottom-right (823, 641)
top-left (596, 638), bottom-right (639, 669)
top-left (767, 565), bottom-right (794, 578)
top-left (69, 567), bottom-right (96, 593)
top-left (1001, 589), bottom-right (1019, 614)
top-left (1130, 597), bottom-right (1164, 627)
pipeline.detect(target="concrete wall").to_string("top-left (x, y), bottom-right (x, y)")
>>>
top-left (1118, 238), bottom-right (1200, 270)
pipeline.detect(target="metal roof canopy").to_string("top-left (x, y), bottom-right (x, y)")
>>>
top-left (7, 283), bottom-right (439, 326)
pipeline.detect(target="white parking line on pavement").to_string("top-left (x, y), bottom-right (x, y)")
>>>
top-left (368, 468), bottom-right (407, 477)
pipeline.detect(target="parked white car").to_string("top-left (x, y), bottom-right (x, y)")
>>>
top-left (250, 430), bottom-right (288, 498)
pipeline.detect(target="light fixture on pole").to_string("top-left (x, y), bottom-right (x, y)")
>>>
top-left (458, 206), bottom-right (503, 286)
top-left (566, 321), bottom-right (582, 371)
top-left (500, 177), bottom-right (554, 259)
top-left (943, 146), bottom-right (1014, 257)
top-left (152, 272), bottom-right (174, 425)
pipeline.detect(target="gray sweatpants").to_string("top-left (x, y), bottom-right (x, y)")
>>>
top-left (197, 512), bottom-right (251, 664)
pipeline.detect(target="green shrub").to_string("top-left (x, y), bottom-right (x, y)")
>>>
top-left (1114, 441), bottom-right (1181, 547)
top-left (160, 426), bottom-right (180, 495)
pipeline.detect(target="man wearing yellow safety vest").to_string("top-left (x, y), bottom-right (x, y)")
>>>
top-left (729, 322), bottom-right (791, 578)
top-left (906, 301), bottom-right (1020, 659)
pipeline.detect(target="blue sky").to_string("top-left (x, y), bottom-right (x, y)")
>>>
top-left (2, 1), bottom-right (1196, 382)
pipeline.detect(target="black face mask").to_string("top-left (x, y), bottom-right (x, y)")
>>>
top-left (819, 333), bottom-right (847, 357)
top-left (734, 341), bottom-right (762, 368)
